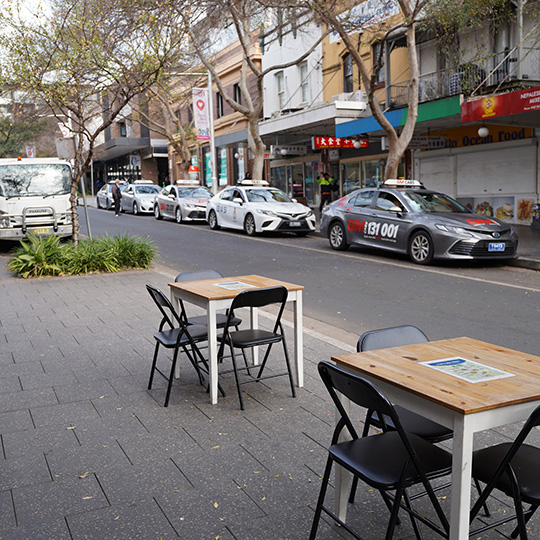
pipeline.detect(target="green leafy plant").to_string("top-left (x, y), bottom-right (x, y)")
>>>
top-left (8, 233), bottom-right (157, 278)
top-left (8, 233), bottom-right (63, 278)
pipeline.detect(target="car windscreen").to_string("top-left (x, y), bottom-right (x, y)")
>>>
top-left (0, 164), bottom-right (71, 198)
top-left (178, 188), bottom-right (212, 198)
top-left (402, 191), bottom-right (470, 213)
top-left (245, 188), bottom-right (292, 203)
top-left (134, 185), bottom-right (160, 194)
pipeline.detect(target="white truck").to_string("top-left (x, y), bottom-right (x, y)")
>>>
top-left (0, 157), bottom-right (73, 240)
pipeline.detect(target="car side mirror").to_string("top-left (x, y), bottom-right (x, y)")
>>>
top-left (168, 194), bottom-right (175, 199)
top-left (389, 205), bottom-right (404, 213)
top-left (292, 198), bottom-right (297, 203)
top-left (233, 197), bottom-right (243, 204)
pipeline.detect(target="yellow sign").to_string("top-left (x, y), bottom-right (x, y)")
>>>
top-left (425, 124), bottom-right (532, 149)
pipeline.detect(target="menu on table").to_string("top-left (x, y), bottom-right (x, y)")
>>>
top-left (215, 281), bottom-right (256, 291)
top-left (420, 357), bottom-right (515, 383)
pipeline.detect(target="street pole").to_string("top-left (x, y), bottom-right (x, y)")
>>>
top-left (207, 71), bottom-right (218, 195)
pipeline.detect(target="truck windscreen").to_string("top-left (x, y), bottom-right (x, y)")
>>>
top-left (0, 165), bottom-right (71, 198)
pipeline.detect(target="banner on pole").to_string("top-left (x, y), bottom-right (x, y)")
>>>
top-left (192, 88), bottom-right (211, 141)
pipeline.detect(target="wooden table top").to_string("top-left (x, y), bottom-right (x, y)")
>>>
top-left (332, 337), bottom-right (540, 415)
top-left (169, 274), bottom-right (304, 301)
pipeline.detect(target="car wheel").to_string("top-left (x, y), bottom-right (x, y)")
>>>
top-left (329, 221), bottom-right (349, 251)
top-left (154, 203), bottom-right (162, 220)
top-left (208, 210), bottom-right (220, 230)
top-left (133, 203), bottom-right (139, 215)
top-left (409, 231), bottom-right (434, 265)
top-left (175, 207), bottom-right (183, 224)
top-left (244, 213), bottom-right (257, 236)
top-left (107, 200), bottom-right (112, 210)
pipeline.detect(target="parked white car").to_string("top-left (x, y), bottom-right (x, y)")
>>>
top-left (120, 181), bottom-right (161, 215)
top-left (154, 181), bottom-right (213, 223)
top-left (206, 180), bottom-right (316, 236)
top-left (96, 181), bottom-right (127, 210)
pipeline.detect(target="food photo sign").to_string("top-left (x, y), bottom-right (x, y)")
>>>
top-left (458, 196), bottom-right (535, 224)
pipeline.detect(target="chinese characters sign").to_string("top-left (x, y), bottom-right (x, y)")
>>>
top-left (312, 137), bottom-right (368, 149)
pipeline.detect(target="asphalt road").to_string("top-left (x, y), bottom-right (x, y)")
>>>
top-left (73, 206), bottom-right (540, 357)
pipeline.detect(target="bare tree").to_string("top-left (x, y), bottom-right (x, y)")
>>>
top-left (0, 0), bottom-right (190, 243)
top-left (304, 0), bottom-right (426, 180)
top-left (181, 0), bottom-right (328, 180)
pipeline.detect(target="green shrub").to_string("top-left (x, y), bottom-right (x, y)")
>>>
top-left (8, 233), bottom-right (63, 278)
top-left (8, 233), bottom-right (157, 278)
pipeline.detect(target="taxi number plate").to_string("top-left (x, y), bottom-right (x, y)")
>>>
top-left (32, 228), bottom-right (50, 235)
top-left (289, 221), bottom-right (301, 227)
top-left (488, 242), bottom-right (505, 252)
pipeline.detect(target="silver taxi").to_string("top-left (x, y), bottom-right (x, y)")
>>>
top-left (120, 181), bottom-right (161, 215)
top-left (96, 181), bottom-right (127, 210)
top-left (321, 179), bottom-right (519, 264)
top-left (154, 181), bottom-right (213, 223)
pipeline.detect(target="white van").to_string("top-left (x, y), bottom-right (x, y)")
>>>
top-left (0, 158), bottom-right (73, 240)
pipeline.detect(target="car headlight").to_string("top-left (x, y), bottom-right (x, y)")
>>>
top-left (306, 210), bottom-right (314, 217)
top-left (435, 223), bottom-right (472, 236)
top-left (184, 204), bottom-right (195, 209)
top-left (257, 209), bottom-right (276, 216)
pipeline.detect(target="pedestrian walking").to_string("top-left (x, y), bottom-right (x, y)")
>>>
top-left (112, 179), bottom-right (122, 217)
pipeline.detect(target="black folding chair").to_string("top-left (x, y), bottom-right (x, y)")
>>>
top-left (349, 325), bottom-right (453, 504)
top-left (146, 284), bottom-right (224, 407)
top-left (217, 285), bottom-right (296, 410)
top-left (310, 361), bottom-right (452, 540)
top-left (470, 404), bottom-right (540, 539)
top-left (174, 269), bottom-right (242, 330)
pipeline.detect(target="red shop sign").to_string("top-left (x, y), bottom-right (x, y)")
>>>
top-left (312, 136), bottom-right (368, 149)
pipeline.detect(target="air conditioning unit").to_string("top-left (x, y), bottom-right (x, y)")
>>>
top-left (331, 90), bottom-right (367, 102)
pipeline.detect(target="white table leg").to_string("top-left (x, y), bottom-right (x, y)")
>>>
top-left (449, 415), bottom-right (474, 540)
top-left (250, 306), bottom-right (259, 365)
top-left (335, 394), bottom-right (351, 522)
top-left (207, 302), bottom-right (219, 404)
top-left (293, 291), bottom-right (303, 387)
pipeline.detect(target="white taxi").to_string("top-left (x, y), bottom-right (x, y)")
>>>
top-left (206, 180), bottom-right (316, 236)
top-left (154, 181), bottom-right (213, 223)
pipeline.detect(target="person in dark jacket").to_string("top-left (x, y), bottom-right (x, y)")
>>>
top-left (112, 179), bottom-right (122, 217)
top-left (317, 172), bottom-right (335, 212)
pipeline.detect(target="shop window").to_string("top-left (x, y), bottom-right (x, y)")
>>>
top-left (343, 54), bottom-right (354, 93)
top-left (119, 122), bottom-right (127, 137)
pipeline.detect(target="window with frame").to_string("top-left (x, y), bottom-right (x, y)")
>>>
top-left (343, 54), bottom-right (354, 93)
top-left (119, 122), bottom-right (127, 137)
top-left (216, 92), bottom-right (224, 118)
top-left (300, 62), bottom-right (309, 103)
top-left (275, 71), bottom-right (285, 109)
top-left (233, 83), bottom-right (242, 105)
top-left (372, 42), bottom-right (385, 84)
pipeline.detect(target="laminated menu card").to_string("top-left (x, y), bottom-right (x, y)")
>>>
top-left (420, 357), bottom-right (515, 383)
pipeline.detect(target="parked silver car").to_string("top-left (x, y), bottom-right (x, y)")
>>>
top-left (154, 182), bottom-right (213, 223)
top-left (320, 179), bottom-right (519, 264)
top-left (120, 182), bottom-right (161, 215)
top-left (96, 181), bottom-right (127, 210)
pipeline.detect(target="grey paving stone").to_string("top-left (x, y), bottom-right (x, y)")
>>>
top-left (0, 489), bottom-right (16, 530)
top-left (0, 375), bottom-right (22, 395)
top-left (0, 451), bottom-right (51, 490)
top-left (19, 370), bottom-right (79, 391)
top-left (44, 441), bottom-right (132, 480)
top-left (68, 414), bottom-right (150, 446)
top-left (67, 498), bottom-right (181, 540)
top-left (30, 400), bottom-right (100, 428)
top-left (0, 351), bottom-right (14, 365)
top-left (0, 408), bottom-right (33, 434)
top-left (0, 518), bottom-right (72, 540)
top-left (95, 459), bottom-right (193, 506)
top-left (2, 424), bottom-right (79, 460)
top-left (0, 361), bottom-right (44, 379)
top-left (12, 474), bottom-right (109, 527)
top-left (0, 387), bottom-right (57, 413)
top-left (53, 379), bottom-right (117, 403)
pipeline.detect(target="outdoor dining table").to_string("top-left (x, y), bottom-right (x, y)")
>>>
top-left (332, 337), bottom-right (540, 540)
top-left (169, 274), bottom-right (304, 405)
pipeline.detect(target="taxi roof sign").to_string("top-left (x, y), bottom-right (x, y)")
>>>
top-left (383, 179), bottom-right (423, 188)
top-left (239, 179), bottom-right (269, 186)
top-left (176, 179), bottom-right (200, 186)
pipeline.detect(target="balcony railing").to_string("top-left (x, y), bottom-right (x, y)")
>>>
top-left (386, 50), bottom-right (537, 108)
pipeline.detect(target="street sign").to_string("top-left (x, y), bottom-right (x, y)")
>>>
top-left (408, 136), bottom-right (446, 149)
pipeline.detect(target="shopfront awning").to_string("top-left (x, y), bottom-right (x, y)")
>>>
top-left (336, 96), bottom-right (462, 138)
